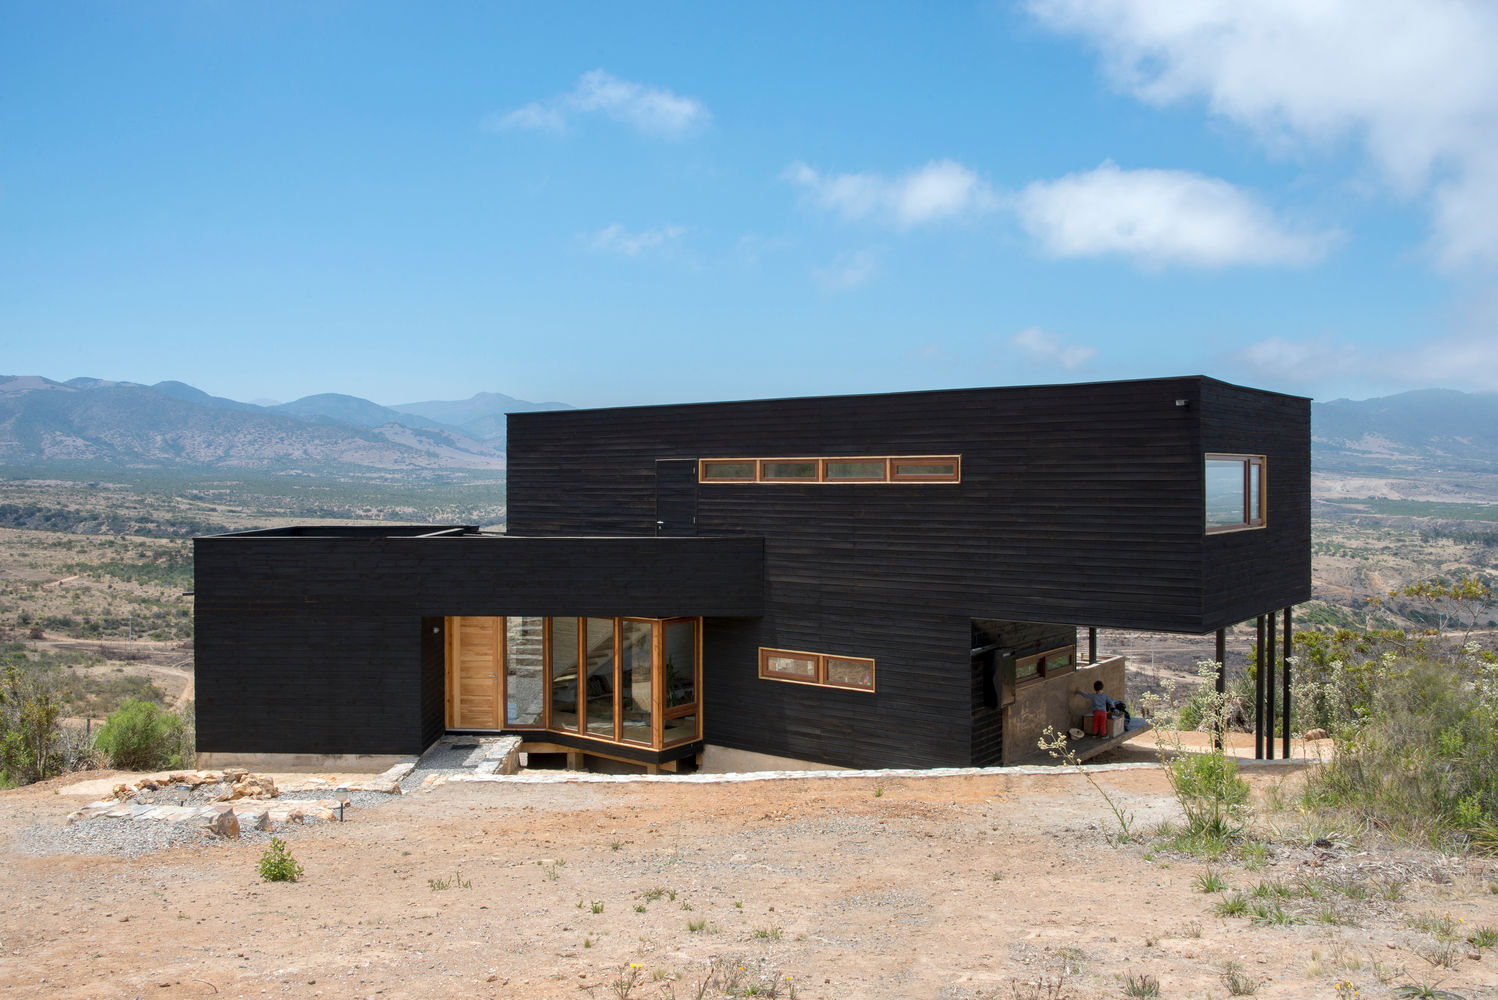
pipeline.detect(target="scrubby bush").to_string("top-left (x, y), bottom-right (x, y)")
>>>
top-left (0, 663), bottom-right (63, 785)
top-left (1300, 577), bottom-right (1498, 848)
top-left (94, 698), bottom-right (190, 771)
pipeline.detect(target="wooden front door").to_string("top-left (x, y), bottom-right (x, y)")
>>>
top-left (447, 616), bottom-right (502, 729)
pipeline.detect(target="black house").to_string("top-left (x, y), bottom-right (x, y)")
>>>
top-left (194, 376), bottom-right (1309, 771)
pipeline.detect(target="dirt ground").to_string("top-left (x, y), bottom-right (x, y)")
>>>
top-left (4, 744), bottom-right (1498, 1000)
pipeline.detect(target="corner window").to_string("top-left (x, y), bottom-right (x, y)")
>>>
top-left (1205, 454), bottom-right (1266, 533)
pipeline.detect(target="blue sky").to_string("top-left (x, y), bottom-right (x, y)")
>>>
top-left (3, 1), bottom-right (1496, 408)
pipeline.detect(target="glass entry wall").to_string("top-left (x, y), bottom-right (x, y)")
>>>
top-left (539, 615), bottom-right (702, 751)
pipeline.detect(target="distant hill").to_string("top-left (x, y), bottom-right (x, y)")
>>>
top-left (0, 376), bottom-right (570, 479)
top-left (1313, 389), bottom-right (1498, 470)
top-left (392, 392), bottom-right (572, 441)
top-left (1312, 388), bottom-right (1498, 504)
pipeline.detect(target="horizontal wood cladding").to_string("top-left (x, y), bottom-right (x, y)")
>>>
top-left (509, 377), bottom-right (1307, 633)
top-left (194, 534), bottom-right (763, 756)
top-left (704, 614), bottom-right (975, 769)
top-left (196, 535), bottom-right (764, 618)
top-left (1199, 380), bottom-right (1312, 628)
top-left (195, 607), bottom-right (427, 755)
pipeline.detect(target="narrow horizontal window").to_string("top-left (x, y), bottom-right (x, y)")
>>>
top-left (1205, 454), bottom-right (1267, 533)
top-left (758, 647), bottom-right (876, 692)
top-left (699, 459), bottom-right (756, 481)
top-left (889, 457), bottom-right (960, 482)
top-left (823, 458), bottom-right (888, 481)
top-left (760, 649), bottom-right (819, 681)
top-left (823, 656), bottom-right (875, 691)
top-left (1015, 645), bottom-right (1077, 685)
top-left (698, 455), bottom-right (960, 484)
top-left (760, 459), bottom-right (818, 481)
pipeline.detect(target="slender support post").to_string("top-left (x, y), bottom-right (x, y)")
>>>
top-left (1255, 615), bottom-right (1266, 759)
top-left (1088, 627), bottom-right (1097, 665)
top-left (1282, 607), bottom-right (1293, 758)
top-left (1214, 628), bottom-right (1226, 751)
top-left (1266, 611), bottom-right (1277, 760)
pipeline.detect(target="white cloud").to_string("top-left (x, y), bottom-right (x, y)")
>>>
top-left (588, 224), bottom-right (685, 256)
top-left (489, 69), bottom-right (710, 139)
top-left (1028, 0), bottom-right (1498, 269)
top-left (783, 159), bottom-right (998, 228)
top-left (1229, 332), bottom-right (1498, 393)
top-left (813, 248), bottom-right (879, 291)
top-left (1016, 162), bottom-right (1334, 268)
top-left (1009, 327), bottom-right (1097, 371)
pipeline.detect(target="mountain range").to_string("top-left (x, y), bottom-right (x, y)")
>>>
top-left (2, 376), bottom-right (1497, 490)
top-left (0, 376), bottom-right (570, 476)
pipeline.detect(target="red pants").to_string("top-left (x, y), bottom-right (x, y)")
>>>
top-left (1092, 710), bottom-right (1108, 736)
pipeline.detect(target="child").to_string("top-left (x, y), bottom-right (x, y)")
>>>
top-left (1077, 679), bottom-right (1112, 737)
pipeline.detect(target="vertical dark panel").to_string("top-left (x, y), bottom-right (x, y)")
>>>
top-left (655, 459), bottom-right (698, 536)
top-left (1255, 615), bottom-right (1266, 759)
top-left (1266, 611), bottom-right (1277, 760)
top-left (1282, 606), bottom-right (1293, 758)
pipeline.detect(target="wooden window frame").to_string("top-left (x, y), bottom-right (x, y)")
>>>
top-left (822, 655), bottom-right (876, 692)
top-left (758, 647), bottom-right (876, 693)
top-left (757, 458), bottom-right (820, 482)
top-left (888, 456), bottom-right (961, 482)
top-left (821, 457), bottom-right (890, 482)
top-left (1204, 453), bottom-right (1268, 534)
top-left (1014, 644), bottom-right (1077, 687)
top-left (698, 454), bottom-right (961, 485)
top-left (698, 459), bottom-right (757, 482)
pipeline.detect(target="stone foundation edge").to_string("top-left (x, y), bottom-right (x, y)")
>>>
top-left (195, 751), bottom-right (414, 773)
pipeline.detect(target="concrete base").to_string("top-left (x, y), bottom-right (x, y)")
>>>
top-left (195, 751), bottom-right (413, 774)
top-left (699, 744), bottom-right (848, 774)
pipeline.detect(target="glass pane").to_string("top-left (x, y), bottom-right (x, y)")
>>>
top-left (825, 656), bottom-right (874, 689)
top-left (1248, 460), bottom-right (1263, 522)
top-left (620, 620), bottom-right (654, 744)
top-left (663, 712), bottom-right (697, 746)
top-left (892, 461), bottom-right (955, 478)
top-left (761, 460), bottom-right (817, 480)
top-left (664, 620), bottom-right (697, 708)
top-left (505, 616), bottom-right (544, 726)
top-left (824, 459), bottom-right (886, 480)
top-left (702, 460), bottom-right (755, 481)
top-left (549, 617), bottom-right (578, 732)
top-left (765, 652), bottom-right (817, 680)
top-left (1016, 656), bottom-right (1041, 681)
top-left (584, 618), bottom-right (616, 738)
top-left (1205, 459), bottom-right (1245, 527)
top-left (1045, 650), bottom-right (1073, 673)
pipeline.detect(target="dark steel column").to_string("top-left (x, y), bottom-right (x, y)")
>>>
top-left (1266, 611), bottom-right (1277, 760)
top-left (1088, 627), bottom-right (1098, 664)
top-left (1214, 628), bottom-right (1226, 751)
top-left (1282, 606), bottom-right (1293, 758)
top-left (1255, 615), bottom-right (1266, 759)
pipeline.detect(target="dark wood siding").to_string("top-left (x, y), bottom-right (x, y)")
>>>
top-left (195, 534), bottom-right (762, 756)
top-left (508, 376), bottom-right (1309, 767)
top-left (1200, 380), bottom-right (1313, 627)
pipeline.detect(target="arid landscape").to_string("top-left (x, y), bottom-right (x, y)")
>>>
top-left (4, 746), bottom-right (1498, 1000)
top-left (1, 453), bottom-right (1496, 1000)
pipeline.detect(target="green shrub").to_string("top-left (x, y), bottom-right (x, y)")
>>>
top-left (0, 663), bottom-right (63, 785)
top-left (258, 837), bottom-right (304, 883)
top-left (1307, 650), bottom-right (1498, 845)
top-left (94, 699), bottom-right (189, 771)
top-left (1168, 747), bottom-right (1251, 840)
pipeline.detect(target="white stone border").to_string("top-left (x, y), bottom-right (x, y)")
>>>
top-left (437, 755), bottom-right (1313, 787)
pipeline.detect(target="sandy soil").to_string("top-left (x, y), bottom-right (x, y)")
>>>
top-left (4, 749), bottom-right (1498, 1000)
